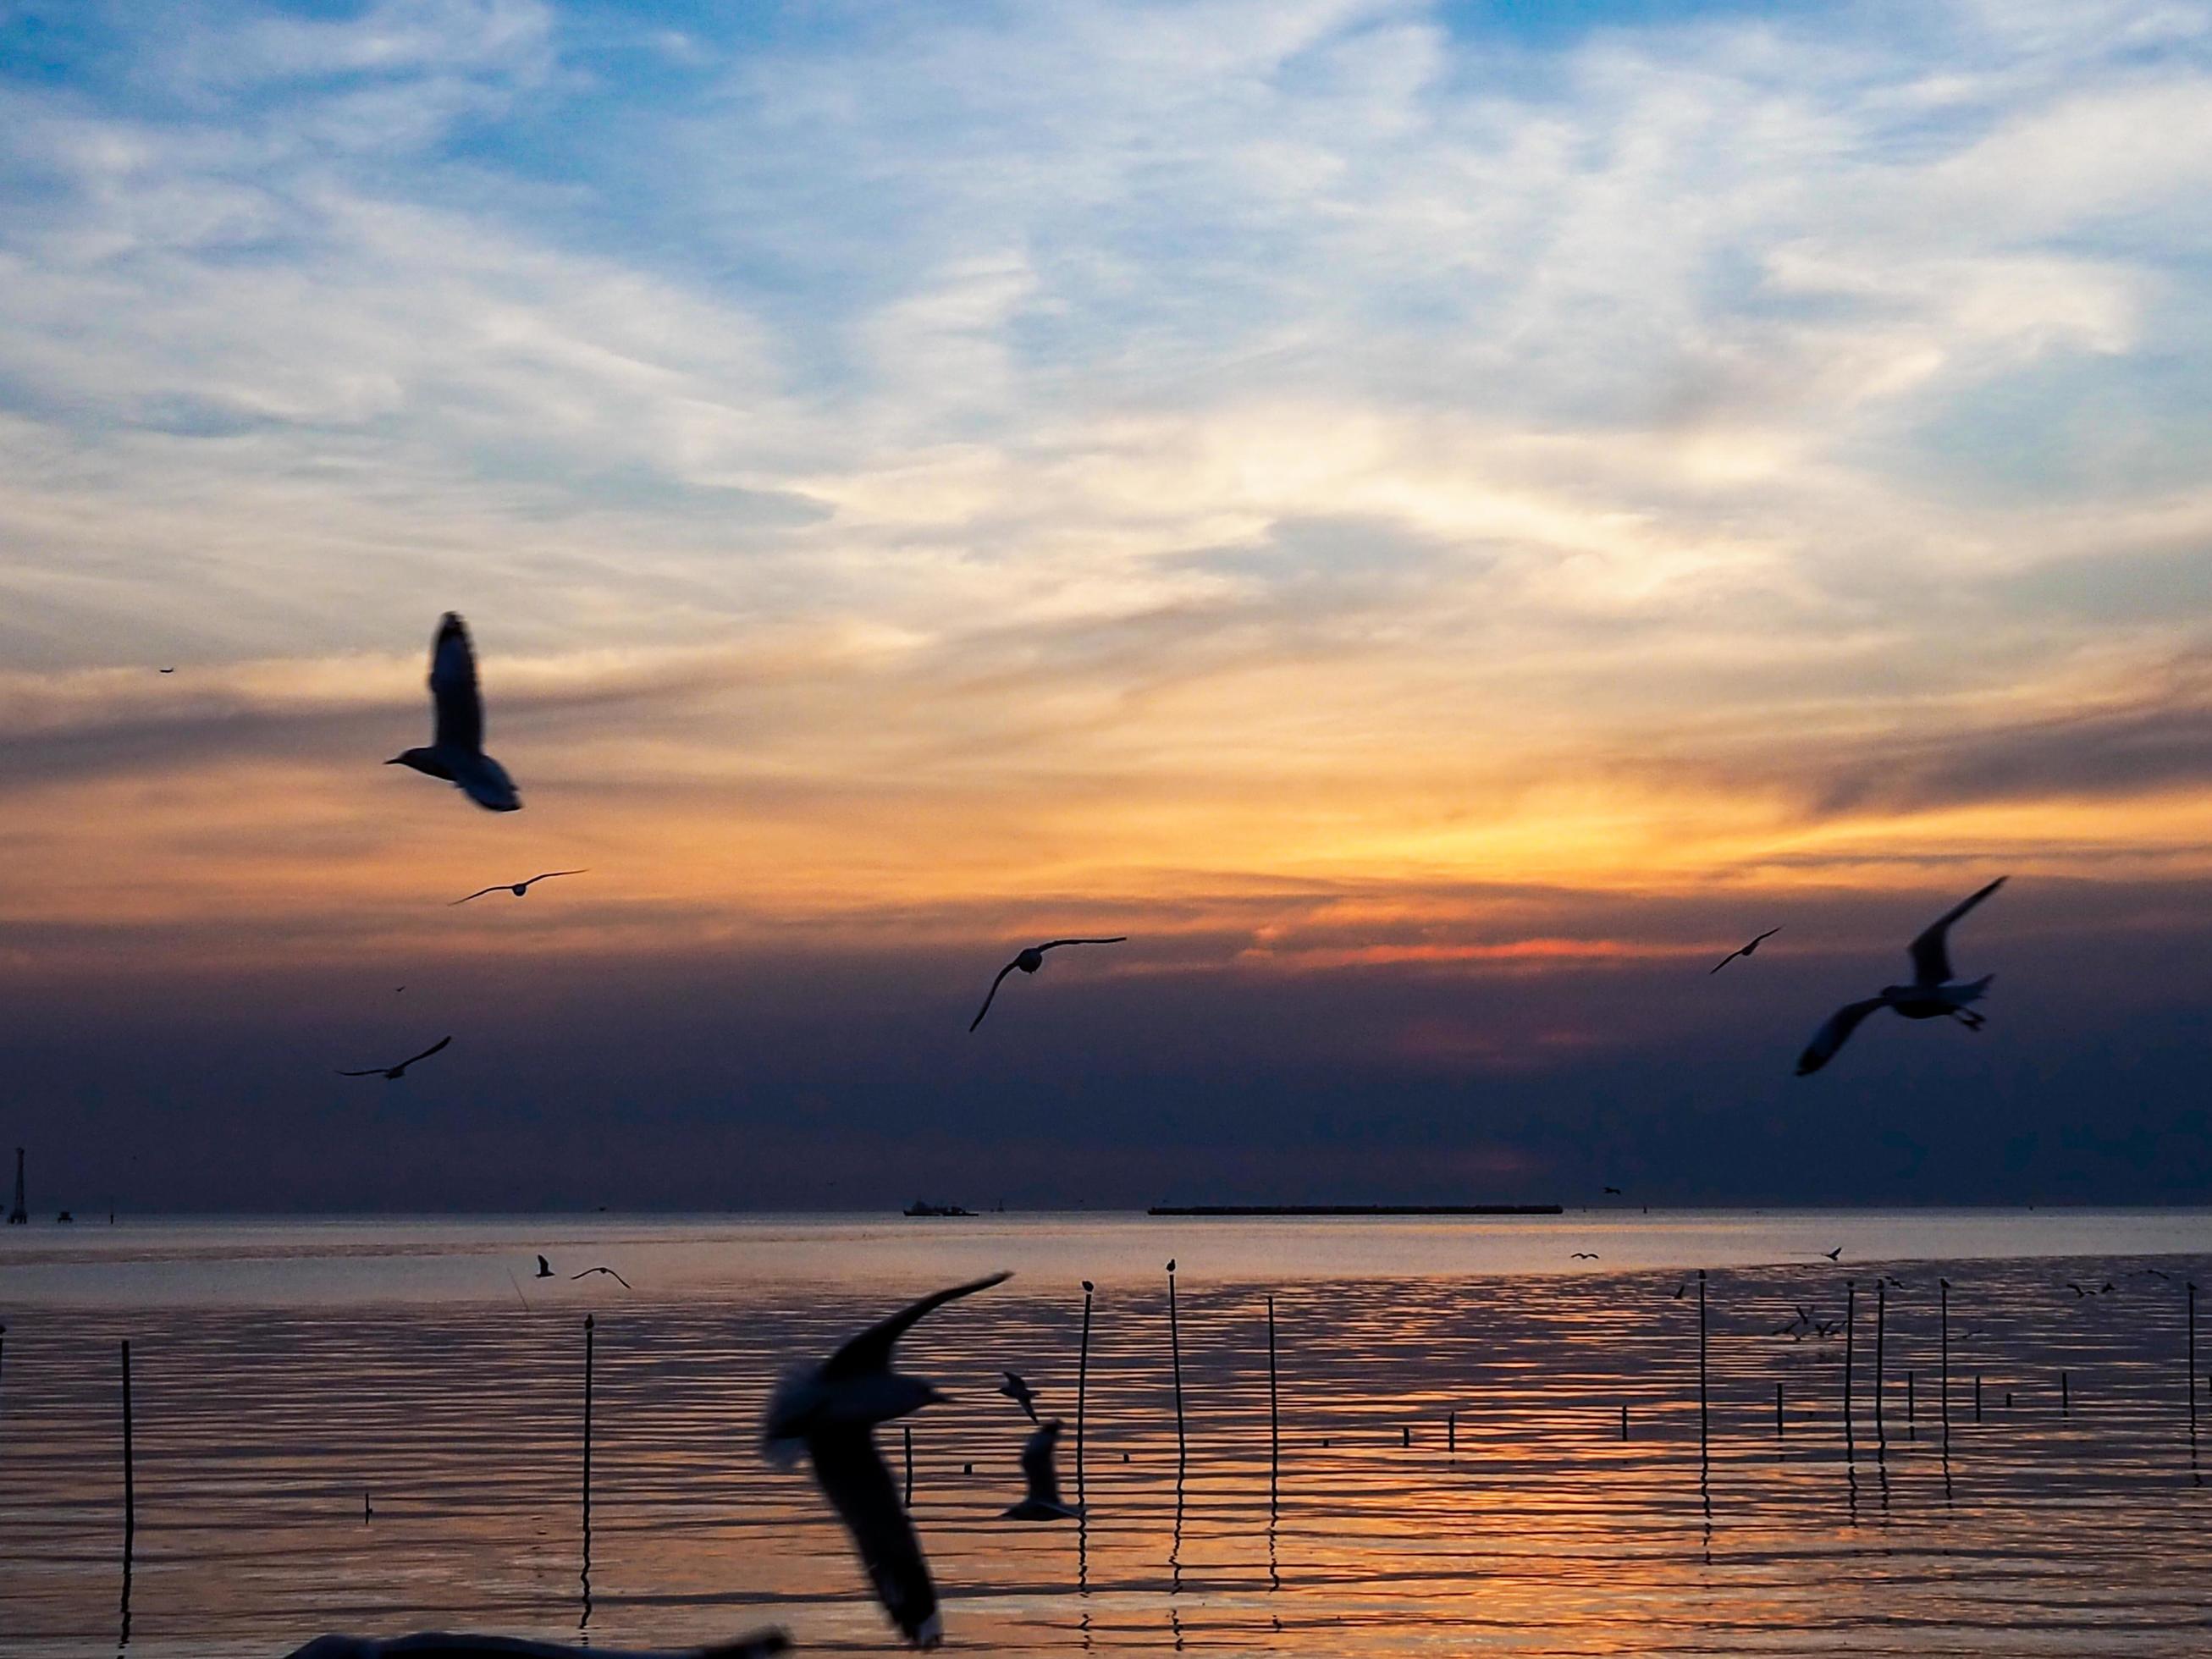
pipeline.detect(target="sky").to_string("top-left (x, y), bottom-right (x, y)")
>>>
top-left (3, 0), bottom-right (2211, 1213)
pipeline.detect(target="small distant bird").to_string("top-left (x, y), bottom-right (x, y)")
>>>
top-left (535, 1255), bottom-right (554, 1278)
top-left (336, 1035), bottom-right (452, 1080)
top-left (1823, 1246), bottom-right (1842, 1261)
top-left (1795, 878), bottom-right (2007, 1075)
top-left (2067, 1281), bottom-right (2090, 1298)
top-left (999, 1419), bottom-right (1081, 1522)
top-left (1671, 1282), bottom-right (1686, 1299)
top-left (1081, 1280), bottom-right (1095, 1293)
top-left (998, 1372), bottom-right (1040, 1423)
top-left (572, 1266), bottom-right (632, 1289)
top-left (1603, 1185), bottom-right (1623, 1196)
top-left (157, 666), bottom-right (175, 675)
top-left (387, 612), bottom-right (521, 812)
top-left (1570, 1252), bottom-right (1599, 1260)
top-left (968, 938), bottom-right (1128, 1030)
top-left (451, 871), bottom-right (587, 906)
top-left (286, 1632), bottom-right (789, 1659)
top-left (1167, 1259), bottom-right (1176, 1272)
top-left (1884, 1276), bottom-right (1908, 1289)
top-left (1710, 926), bottom-right (1780, 973)
top-left (763, 1270), bottom-right (1011, 1648)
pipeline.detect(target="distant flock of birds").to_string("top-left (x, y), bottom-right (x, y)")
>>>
top-left (325, 611), bottom-right (2010, 1081)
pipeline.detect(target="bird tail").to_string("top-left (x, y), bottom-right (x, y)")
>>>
top-left (1955, 973), bottom-right (1994, 1004)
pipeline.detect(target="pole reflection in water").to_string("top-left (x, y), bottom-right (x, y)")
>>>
top-left (581, 1314), bottom-right (594, 1633)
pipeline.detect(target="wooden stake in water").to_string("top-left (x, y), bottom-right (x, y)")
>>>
top-left (2189, 1282), bottom-right (2198, 1455)
top-left (2062, 1370), bottom-right (2070, 1417)
top-left (1843, 1281), bottom-right (1856, 1466)
top-left (1446, 1408), bottom-right (1455, 1453)
top-left (1873, 1280), bottom-right (1887, 1458)
top-left (1696, 1270), bottom-right (1708, 1459)
top-left (1167, 1259), bottom-right (1187, 1466)
top-left (1774, 1381), bottom-right (1784, 1440)
top-left (1078, 1280), bottom-right (1095, 1508)
top-left (1907, 1370), bottom-right (1916, 1441)
top-left (1266, 1294), bottom-right (1279, 1482)
top-left (1974, 1374), bottom-right (1983, 1422)
top-left (1939, 1279), bottom-right (1951, 1452)
top-left (1619, 1403), bottom-right (1629, 1441)
top-left (582, 1315), bottom-right (594, 1567)
top-left (120, 1339), bottom-right (135, 1551)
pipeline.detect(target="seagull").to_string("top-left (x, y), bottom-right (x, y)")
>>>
top-left (284, 1631), bottom-right (789, 1659)
top-left (572, 1266), bottom-right (632, 1289)
top-left (998, 1371), bottom-right (1040, 1423)
top-left (1671, 1282), bottom-right (1686, 1299)
top-left (535, 1255), bottom-right (554, 1279)
top-left (1710, 926), bottom-right (1780, 974)
top-left (157, 666), bottom-right (175, 675)
top-left (999, 1419), bottom-right (1081, 1522)
top-left (387, 613), bottom-right (521, 812)
top-left (1824, 1247), bottom-right (1843, 1261)
top-left (1602, 1185), bottom-right (1623, 1195)
top-left (336, 1036), bottom-right (452, 1081)
top-left (1570, 1252), bottom-right (1599, 1260)
top-left (1795, 878), bottom-right (2008, 1076)
top-left (762, 1270), bottom-right (1011, 1648)
top-left (968, 938), bottom-right (1128, 1031)
top-left (451, 871), bottom-right (587, 906)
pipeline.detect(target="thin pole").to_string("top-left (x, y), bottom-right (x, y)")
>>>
top-left (1696, 1270), bottom-right (1708, 1457)
top-left (1447, 1409), bottom-right (1455, 1453)
top-left (1774, 1381), bottom-right (1784, 1439)
top-left (1077, 1281), bottom-right (1094, 1508)
top-left (1266, 1294), bottom-right (1279, 1482)
top-left (120, 1339), bottom-right (135, 1550)
top-left (1939, 1279), bottom-right (1950, 1453)
top-left (1907, 1370), bottom-right (1916, 1440)
top-left (2190, 1283), bottom-right (2198, 1447)
top-left (1619, 1402), bottom-right (1629, 1441)
top-left (1873, 1280), bottom-right (1886, 1458)
top-left (1843, 1281), bottom-right (1856, 1465)
top-left (1167, 1260), bottom-right (1186, 1466)
top-left (2062, 1371), bottom-right (2070, 1416)
top-left (582, 1315), bottom-right (594, 1561)
top-left (1974, 1374), bottom-right (1983, 1422)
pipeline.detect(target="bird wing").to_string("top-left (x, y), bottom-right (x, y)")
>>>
top-left (806, 1428), bottom-right (941, 1647)
top-left (450, 887), bottom-right (504, 906)
top-left (335, 1068), bottom-right (383, 1078)
top-left (429, 613), bottom-right (484, 754)
top-left (1019, 1419), bottom-right (1064, 1507)
top-left (1795, 999), bottom-right (1887, 1076)
top-left (400, 1035), bottom-right (455, 1070)
top-left (525, 871), bottom-right (587, 886)
top-left (1035, 937), bottom-right (1128, 951)
top-left (573, 1267), bottom-right (632, 1288)
top-left (1908, 877), bottom-right (2006, 987)
top-left (822, 1270), bottom-right (1012, 1380)
top-left (1708, 946), bottom-right (1746, 974)
top-left (969, 962), bottom-right (1019, 1031)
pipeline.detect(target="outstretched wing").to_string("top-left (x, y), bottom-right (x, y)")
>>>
top-left (400, 1035), bottom-right (454, 1070)
top-left (429, 613), bottom-right (484, 754)
top-left (822, 1270), bottom-right (1012, 1380)
top-left (969, 962), bottom-right (1019, 1031)
top-left (1908, 877), bottom-right (2006, 987)
top-left (572, 1267), bottom-right (632, 1288)
top-left (807, 1428), bottom-right (941, 1647)
top-left (1794, 999), bottom-right (1887, 1076)
top-left (526, 871), bottom-right (587, 886)
top-left (1036, 937), bottom-right (1128, 951)
top-left (1019, 1419), bottom-right (1064, 1506)
top-left (335, 1068), bottom-right (383, 1078)
top-left (450, 886), bottom-right (503, 907)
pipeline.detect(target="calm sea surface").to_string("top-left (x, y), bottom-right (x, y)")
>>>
top-left (3, 1210), bottom-right (2211, 1656)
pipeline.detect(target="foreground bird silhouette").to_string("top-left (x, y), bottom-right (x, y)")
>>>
top-left (998, 1371), bottom-right (1040, 1423)
top-left (336, 1036), bottom-right (451, 1080)
top-left (969, 938), bottom-right (1128, 1030)
top-left (284, 1632), bottom-right (788, 1659)
top-left (451, 871), bottom-right (586, 906)
top-left (763, 1270), bottom-right (1011, 1647)
top-left (999, 1419), bottom-right (1081, 1521)
top-left (534, 1255), bottom-right (554, 1278)
top-left (572, 1266), bottom-right (632, 1288)
top-left (1710, 926), bottom-right (1780, 973)
top-left (387, 613), bottom-right (521, 812)
top-left (1796, 878), bottom-right (2006, 1075)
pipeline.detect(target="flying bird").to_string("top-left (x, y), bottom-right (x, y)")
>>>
top-left (1602, 1185), bottom-right (1623, 1195)
top-left (1795, 878), bottom-right (2008, 1076)
top-left (1823, 1247), bottom-right (1843, 1261)
top-left (284, 1631), bottom-right (789, 1659)
top-left (572, 1266), bottom-right (632, 1289)
top-left (157, 666), bottom-right (175, 675)
top-left (336, 1036), bottom-right (452, 1081)
top-left (387, 613), bottom-right (521, 812)
top-left (451, 871), bottom-right (587, 906)
top-left (762, 1270), bottom-right (1012, 1648)
top-left (1710, 926), bottom-right (1780, 974)
top-left (998, 1371), bottom-right (1040, 1423)
top-left (968, 938), bottom-right (1128, 1031)
top-left (1570, 1252), bottom-right (1599, 1260)
top-left (535, 1255), bottom-right (554, 1279)
top-left (1671, 1282), bottom-right (1686, 1299)
top-left (999, 1419), bottom-right (1081, 1522)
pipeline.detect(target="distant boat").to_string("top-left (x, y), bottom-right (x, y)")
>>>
top-left (56, 1210), bottom-right (74, 1223)
top-left (903, 1199), bottom-right (978, 1217)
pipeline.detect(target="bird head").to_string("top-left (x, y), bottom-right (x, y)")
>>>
top-left (387, 747), bottom-right (451, 780)
top-left (1016, 948), bottom-right (1045, 973)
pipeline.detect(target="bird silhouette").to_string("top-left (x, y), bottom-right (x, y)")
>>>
top-left (572, 1266), bottom-right (632, 1288)
top-left (1796, 878), bottom-right (2007, 1075)
top-left (969, 938), bottom-right (1128, 1030)
top-left (1570, 1252), bottom-right (1599, 1260)
top-left (451, 871), bottom-right (587, 906)
top-left (1602, 1185), bottom-right (1623, 1195)
top-left (1824, 1246), bottom-right (1843, 1260)
top-left (762, 1271), bottom-right (1010, 1648)
top-left (998, 1419), bottom-right (1081, 1521)
top-left (157, 666), bottom-right (175, 675)
top-left (336, 1036), bottom-right (452, 1080)
top-left (387, 613), bottom-right (521, 812)
top-left (1672, 1282), bottom-right (1686, 1299)
top-left (535, 1255), bottom-right (554, 1279)
top-left (997, 1371), bottom-right (1040, 1423)
top-left (1710, 926), bottom-right (1780, 973)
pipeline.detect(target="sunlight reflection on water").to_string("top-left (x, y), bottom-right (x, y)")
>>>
top-left (3, 1212), bottom-right (2209, 1656)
